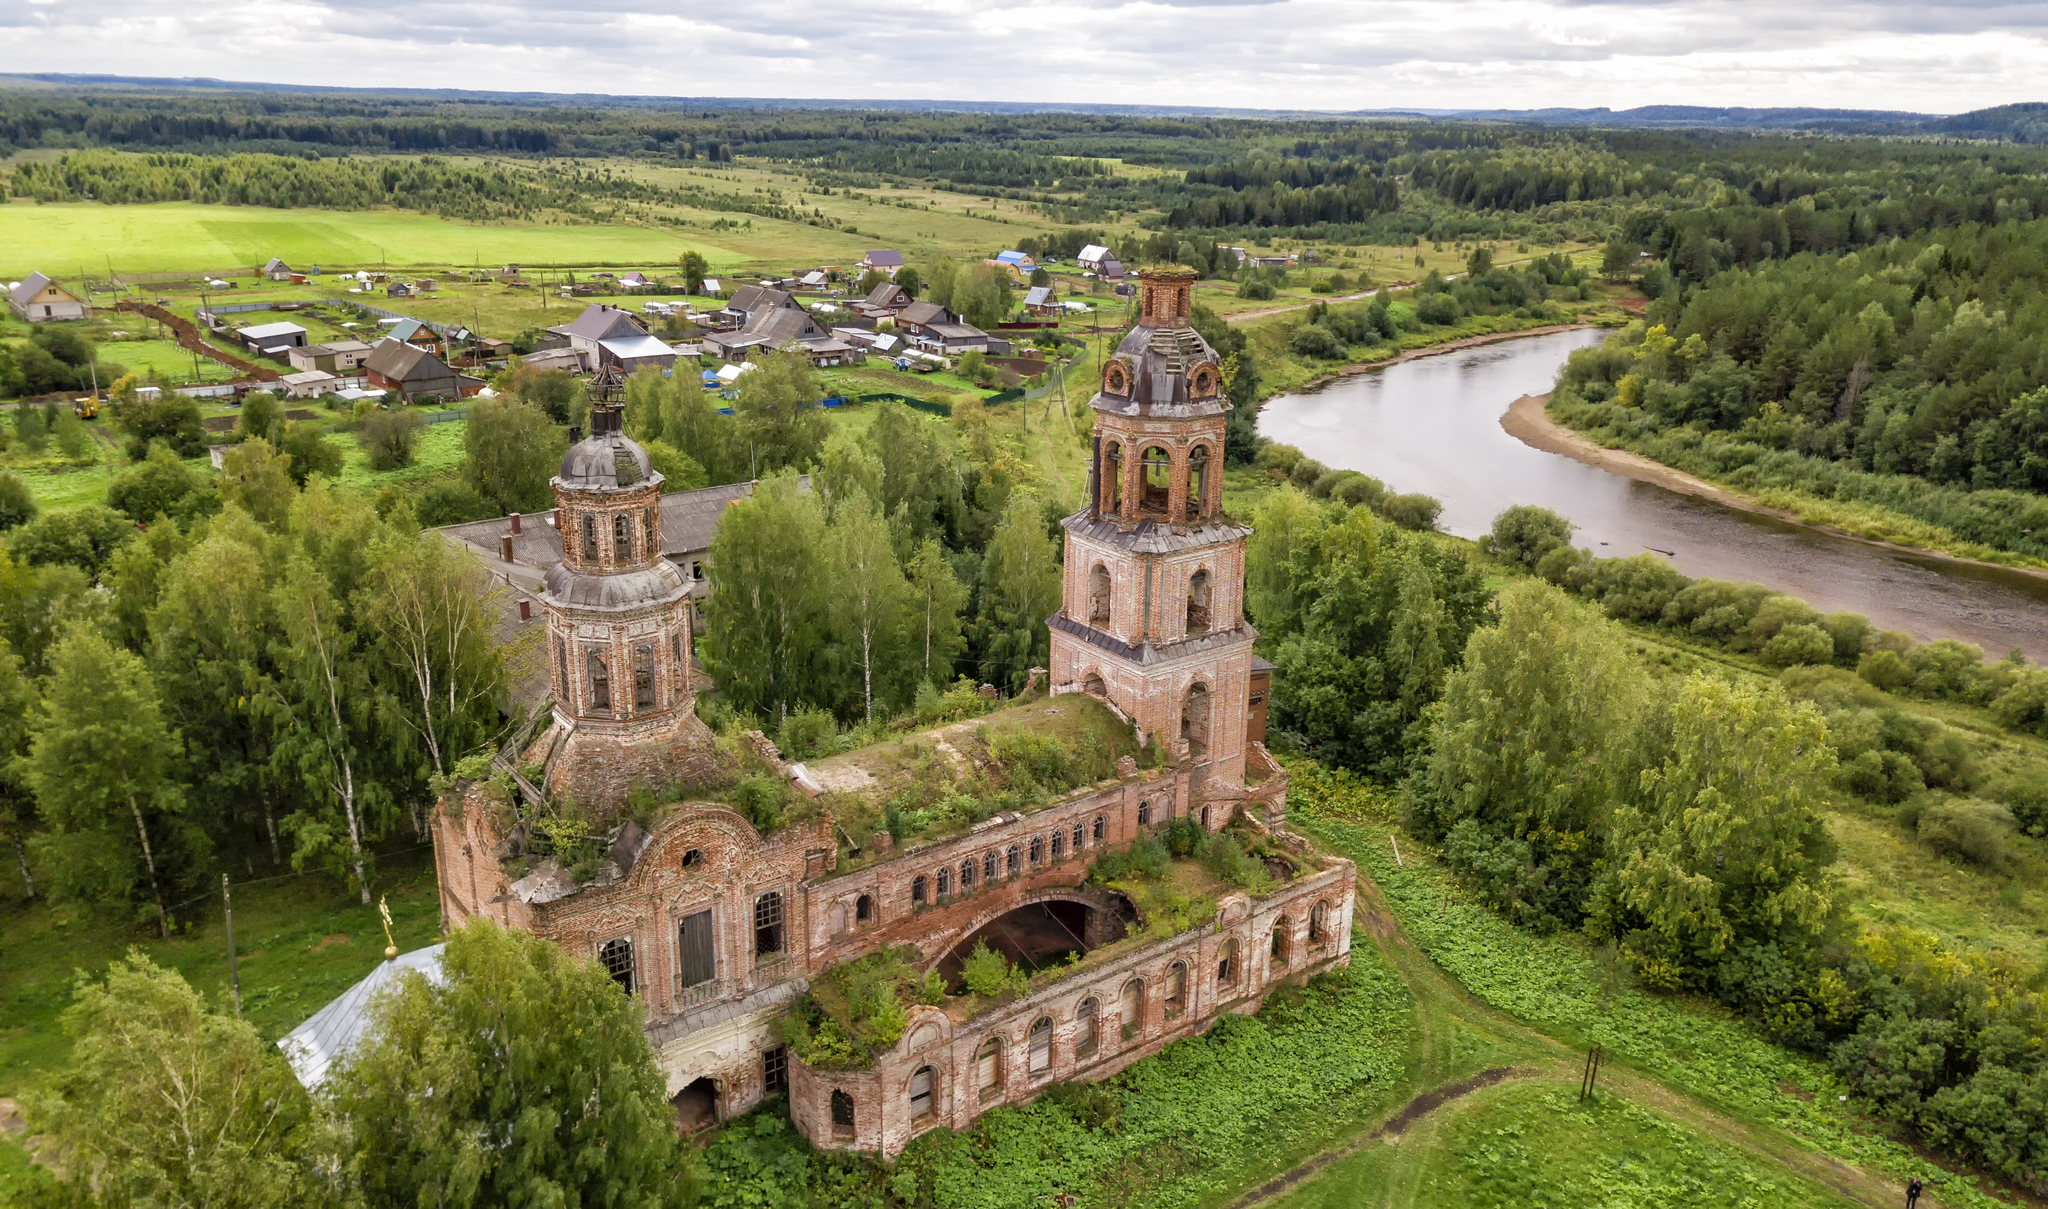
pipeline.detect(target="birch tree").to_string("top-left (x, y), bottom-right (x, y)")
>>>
top-left (831, 492), bottom-right (907, 722)
top-left (25, 630), bottom-right (194, 935)
top-left (906, 537), bottom-right (967, 686)
top-left (361, 524), bottom-right (510, 797)
top-left (269, 556), bottom-right (386, 903)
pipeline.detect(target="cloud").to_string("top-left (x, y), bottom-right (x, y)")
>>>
top-left (4, 0), bottom-right (2048, 112)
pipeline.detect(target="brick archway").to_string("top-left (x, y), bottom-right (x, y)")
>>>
top-left (920, 886), bottom-right (1135, 979)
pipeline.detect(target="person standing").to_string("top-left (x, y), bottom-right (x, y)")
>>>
top-left (1907, 1176), bottom-right (1923, 1207)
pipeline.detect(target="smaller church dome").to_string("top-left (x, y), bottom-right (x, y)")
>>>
top-left (559, 430), bottom-right (655, 490)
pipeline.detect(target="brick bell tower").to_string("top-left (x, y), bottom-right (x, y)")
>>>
top-left (1049, 266), bottom-right (1257, 786)
top-left (537, 367), bottom-right (699, 811)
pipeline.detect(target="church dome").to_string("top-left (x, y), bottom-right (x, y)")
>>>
top-left (559, 430), bottom-right (655, 490)
top-left (1092, 267), bottom-right (1227, 417)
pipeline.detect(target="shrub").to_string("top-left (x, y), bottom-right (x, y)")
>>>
top-left (1236, 279), bottom-right (1276, 300)
top-left (729, 774), bottom-right (790, 834)
top-left (1484, 504), bottom-right (1574, 569)
top-left (1330, 473), bottom-right (1388, 509)
top-left (1255, 443), bottom-right (1304, 476)
top-left (1309, 468), bottom-right (1361, 499)
top-left (777, 706), bottom-right (839, 762)
top-left (1163, 814), bottom-right (1208, 858)
top-left (361, 408), bottom-right (424, 471)
top-left (1288, 323), bottom-right (1345, 359)
top-left (960, 941), bottom-right (1029, 999)
top-left (1761, 623), bottom-right (1837, 668)
top-left (1288, 456), bottom-right (1329, 488)
top-left (411, 479), bottom-right (494, 527)
top-left (1917, 798), bottom-right (2014, 867)
top-left (1202, 831), bottom-right (1272, 892)
top-left (7, 504), bottom-right (134, 576)
top-left (1089, 836), bottom-right (1171, 884)
top-left (1377, 493), bottom-right (1442, 531)
top-left (0, 470), bottom-right (36, 531)
top-left (1415, 293), bottom-right (1461, 325)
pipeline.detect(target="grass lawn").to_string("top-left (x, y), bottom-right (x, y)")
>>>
top-left (0, 842), bottom-right (444, 1091)
top-left (333, 417), bottom-right (468, 493)
top-left (1270, 1081), bottom-right (1863, 1209)
top-left (0, 200), bottom-right (752, 277)
top-left (97, 337), bottom-right (241, 383)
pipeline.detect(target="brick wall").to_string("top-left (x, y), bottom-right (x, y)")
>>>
top-left (791, 857), bottom-right (1356, 1157)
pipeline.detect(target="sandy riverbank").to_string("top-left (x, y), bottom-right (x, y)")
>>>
top-left (1501, 392), bottom-right (2048, 583)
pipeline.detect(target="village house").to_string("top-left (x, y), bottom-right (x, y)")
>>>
top-left (1022, 285), bottom-right (1062, 317)
top-left (857, 250), bottom-right (904, 278)
top-left (895, 301), bottom-right (998, 355)
top-left (262, 257), bottom-right (295, 282)
top-left (277, 369), bottom-right (354, 399)
top-left (362, 338), bottom-right (484, 402)
top-left (702, 287), bottom-right (861, 366)
top-left (8, 273), bottom-right (92, 323)
top-left (854, 282), bottom-right (914, 321)
top-left (287, 340), bottom-right (378, 374)
top-left (1077, 245), bottom-right (1125, 281)
top-left (990, 250), bottom-right (1036, 279)
top-left (421, 268), bottom-right (1348, 1157)
top-left (549, 304), bottom-right (656, 359)
top-left (598, 333), bottom-right (680, 374)
top-left (238, 321), bottom-right (310, 358)
top-left (518, 347), bottom-right (591, 375)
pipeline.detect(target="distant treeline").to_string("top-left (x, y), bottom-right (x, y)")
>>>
top-left (1, 150), bottom-right (802, 223)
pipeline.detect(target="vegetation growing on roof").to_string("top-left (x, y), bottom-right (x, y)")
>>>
top-left (780, 945), bottom-right (947, 1071)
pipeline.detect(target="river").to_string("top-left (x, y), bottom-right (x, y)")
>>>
top-left (1257, 328), bottom-right (2048, 663)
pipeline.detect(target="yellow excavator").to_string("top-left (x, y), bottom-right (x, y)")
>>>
top-left (74, 395), bottom-right (99, 420)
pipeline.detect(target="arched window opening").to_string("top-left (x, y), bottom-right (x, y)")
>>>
top-left (1076, 998), bottom-right (1099, 1055)
top-left (977, 1036), bottom-right (1002, 1094)
top-left (681, 848), bottom-right (703, 868)
top-left (599, 936), bottom-right (635, 995)
top-left (1103, 442), bottom-right (1124, 513)
top-left (912, 875), bottom-right (928, 905)
top-left (671, 632), bottom-right (685, 684)
top-left (1028, 1017), bottom-right (1053, 1075)
top-left (1050, 831), bottom-right (1064, 861)
top-left (1182, 683), bottom-right (1211, 755)
top-left (1093, 816), bottom-right (1106, 842)
top-left (1271, 918), bottom-right (1291, 967)
top-left (1310, 900), bottom-right (1332, 945)
top-left (855, 894), bottom-right (874, 924)
top-left (1029, 836), bottom-right (1044, 867)
top-left (936, 867), bottom-right (951, 897)
top-left (754, 892), bottom-right (785, 957)
top-left (1073, 822), bottom-right (1086, 852)
top-left (1007, 846), bottom-right (1021, 876)
top-left (582, 512), bottom-right (599, 560)
top-left (1218, 938), bottom-right (1239, 986)
top-left (910, 1066), bottom-right (935, 1120)
top-left (633, 643), bottom-right (657, 712)
top-left (1165, 961), bottom-right (1188, 1016)
top-left (1186, 446), bottom-right (1211, 519)
top-left (1140, 446), bottom-right (1172, 514)
top-left (1201, 806), bottom-right (1211, 830)
top-left (613, 512), bottom-right (631, 556)
top-left (1119, 979), bottom-right (1143, 1042)
top-left (645, 506), bottom-right (658, 550)
top-left (1088, 564), bottom-right (1112, 626)
top-left (1137, 800), bottom-right (1151, 826)
top-left (984, 852), bottom-right (998, 883)
top-left (1186, 569), bottom-right (1212, 634)
top-left (692, 561), bottom-right (705, 581)
top-left (960, 859), bottom-right (976, 892)
top-left (587, 648), bottom-right (611, 712)
top-left (830, 1090), bottom-right (855, 1137)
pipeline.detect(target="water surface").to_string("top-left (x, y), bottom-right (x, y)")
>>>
top-left (1258, 329), bottom-right (2048, 662)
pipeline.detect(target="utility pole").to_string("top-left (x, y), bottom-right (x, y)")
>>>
top-left (223, 874), bottom-right (243, 1019)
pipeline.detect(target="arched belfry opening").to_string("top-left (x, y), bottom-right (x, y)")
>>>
top-left (1181, 682), bottom-right (1211, 756)
top-left (1186, 445), bottom-right (1210, 520)
top-left (1187, 569), bottom-right (1211, 634)
top-left (1089, 565), bottom-right (1113, 627)
top-left (1140, 446), bottom-right (1172, 515)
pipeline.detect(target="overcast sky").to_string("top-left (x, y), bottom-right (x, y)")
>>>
top-left (5, 0), bottom-right (2043, 114)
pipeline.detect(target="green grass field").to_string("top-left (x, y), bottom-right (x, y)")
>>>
top-left (0, 200), bottom-right (753, 277)
top-left (1272, 1082), bottom-right (1863, 1209)
top-left (0, 843), bottom-right (443, 1089)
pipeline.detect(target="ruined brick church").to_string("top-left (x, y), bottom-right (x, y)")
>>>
top-left (433, 267), bottom-right (1357, 1157)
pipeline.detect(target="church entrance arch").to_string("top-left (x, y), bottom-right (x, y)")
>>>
top-left (672, 1076), bottom-right (720, 1132)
